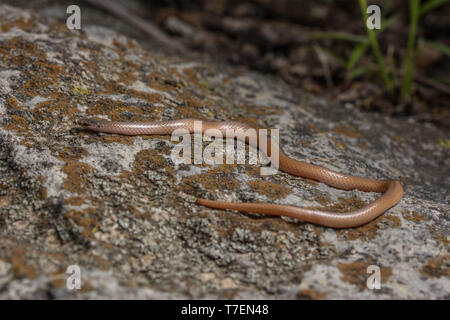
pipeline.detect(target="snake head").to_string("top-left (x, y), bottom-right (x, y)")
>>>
top-left (77, 118), bottom-right (102, 130)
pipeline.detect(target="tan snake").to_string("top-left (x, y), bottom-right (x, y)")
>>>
top-left (78, 118), bottom-right (403, 228)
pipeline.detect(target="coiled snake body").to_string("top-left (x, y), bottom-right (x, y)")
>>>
top-left (78, 118), bottom-right (403, 228)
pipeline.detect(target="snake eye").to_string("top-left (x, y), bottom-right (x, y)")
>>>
top-left (77, 119), bottom-right (90, 127)
top-left (77, 118), bottom-right (99, 128)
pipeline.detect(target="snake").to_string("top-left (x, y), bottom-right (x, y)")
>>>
top-left (77, 118), bottom-right (403, 228)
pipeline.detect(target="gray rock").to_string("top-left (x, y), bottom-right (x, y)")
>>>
top-left (0, 4), bottom-right (448, 300)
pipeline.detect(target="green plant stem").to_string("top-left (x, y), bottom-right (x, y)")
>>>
top-left (347, 14), bottom-right (397, 71)
top-left (358, 0), bottom-right (392, 92)
top-left (311, 31), bottom-right (367, 43)
top-left (347, 42), bottom-right (370, 71)
top-left (420, 0), bottom-right (449, 15)
top-left (401, 0), bottom-right (420, 98)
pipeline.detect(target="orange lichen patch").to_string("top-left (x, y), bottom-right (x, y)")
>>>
top-left (402, 210), bottom-right (427, 223)
top-left (0, 196), bottom-right (12, 208)
top-left (9, 245), bottom-right (38, 279)
top-left (33, 59), bottom-right (64, 85)
top-left (298, 139), bottom-right (311, 147)
top-left (309, 124), bottom-right (326, 134)
top-left (178, 105), bottom-right (207, 120)
top-left (127, 204), bottom-right (145, 219)
top-left (38, 176), bottom-right (48, 199)
top-left (356, 142), bottom-right (369, 149)
top-left (21, 75), bottom-right (54, 96)
top-left (119, 148), bottom-right (175, 184)
top-left (297, 289), bottom-right (327, 300)
top-left (193, 197), bottom-right (302, 236)
top-left (2, 38), bottom-right (66, 95)
top-left (3, 114), bottom-right (29, 132)
top-left (129, 89), bottom-right (163, 104)
top-left (392, 135), bottom-right (405, 143)
top-left (56, 146), bottom-right (88, 162)
top-left (126, 38), bottom-right (137, 49)
top-left (436, 234), bottom-right (449, 246)
top-left (421, 255), bottom-right (450, 278)
top-left (42, 251), bottom-right (65, 262)
top-left (231, 116), bottom-right (260, 130)
top-left (36, 251), bottom-right (65, 271)
top-left (177, 91), bottom-right (205, 109)
top-left (123, 105), bottom-right (154, 117)
top-left (49, 20), bottom-right (71, 33)
top-left (201, 97), bottom-right (217, 109)
top-left (117, 70), bottom-right (137, 85)
top-left (177, 165), bottom-right (239, 195)
top-left (30, 96), bottom-right (79, 123)
top-left (80, 280), bottom-right (95, 293)
top-left (315, 194), bottom-right (331, 206)
top-left (310, 197), bottom-right (366, 213)
top-left (312, 226), bottom-right (335, 248)
top-left (227, 213), bottom-right (300, 233)
top-left (115, 59), bottom-right (140, 80)
top-left (101, 81), bottom-right (164, 105)
top-left (0, 18), bottom-right (36, 32)
top-left (242, 164), bottom-right (261, 177)
top-left (7, 97), bottom-right (20, 110)
top-left (303, 178), bottom-right (319, 186)
top-left (64, 207), bottom-right (100, 238)
top-left (80, 57), bottom-right (101, 76)
top-left (222, 77), bottom-right (230, 85)
top-left (333, 124), bottom-right (361, 138)
top-left (248, 180), bottom-right (291, 200)
top-left (66, 196), bottom-right (85, 206)
top-left (19, 137), bottom-right (35, 148)
top-left (167, 66), bottom-right (184, 81)
top-left (112, 38), bottom-right (126, 50)
top-left (86, 98), bottom-right (142, 121)
top-left (48, 270), bottom-right (67, 288)
top-left (62, 163), bottom-right (93, 194)
top-left (240, 104), bottom-right (283, 116)
top-left (338, 214), bottom-right (401, 241)
top-left (179, 67), bottom-right (217, 93)
top-left (305, 82), bottom-right (322, 94)
top-left (182, 68), bottom-right (200, 83)
top-left (147, 71), bottom-right (177, 92)
top-left (3, 37), bottom-right (43, 59)
top-left (129, 254), bottom-right (155, 274)
top-left (79, 280), bottom-right (95, 293)
top-left (337, 260), bottom-right (392, 290)
top-left (96, 134), bottom-right (135, 145)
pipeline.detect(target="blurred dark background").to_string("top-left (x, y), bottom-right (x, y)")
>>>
top-left (2, 0), bottom-right (449, 128)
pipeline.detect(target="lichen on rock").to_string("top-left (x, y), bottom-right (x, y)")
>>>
top-left (0, 4), bottom-right (448, 299)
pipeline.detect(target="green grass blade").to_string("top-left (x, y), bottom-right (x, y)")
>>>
top-left (420, 0), bottom-right (450, 15)
top-left (424, 40), bottom-right (450, 57)
top-left (347, 42), bottom-right (370, 70)
top-left (349, 67), bottom-right (370, 80)
top-left (346, 15), bottom-right (398, 71)
top-left (358, 0), bottom-right (392, 90)
top-left (314, 46), bottom-right (347, 66)
top-left (401, 0), bottom-right (421, 98)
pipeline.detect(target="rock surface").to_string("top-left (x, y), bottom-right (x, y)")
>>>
top-left (0, 5), bottom-right (448, 299)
